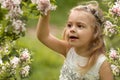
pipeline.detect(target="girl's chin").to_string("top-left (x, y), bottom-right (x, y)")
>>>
top-left (69, 43), bottom-right (80, 47)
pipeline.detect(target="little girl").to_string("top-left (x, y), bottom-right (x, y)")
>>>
top-left (36, 0), bottom-right (113, 80)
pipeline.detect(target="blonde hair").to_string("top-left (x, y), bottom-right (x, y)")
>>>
top-left (63, 1), bottom-right (105, 74)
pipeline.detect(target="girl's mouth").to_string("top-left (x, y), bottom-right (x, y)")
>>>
top-left (69, 36), bottom-right (79, 40)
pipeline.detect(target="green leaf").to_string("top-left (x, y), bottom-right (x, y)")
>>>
top-left (28, 3), bottom-right (36, 8)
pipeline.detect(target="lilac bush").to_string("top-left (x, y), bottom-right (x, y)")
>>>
top-left (103, 0), bottom-right (120, 78)
top-left (0, 0), bottom-right (56, 79)
top-left (0, 0), bottom-right (32, 79)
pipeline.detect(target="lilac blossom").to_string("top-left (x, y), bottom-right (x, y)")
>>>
top-left (10, 56), bottom-right (20, 68)
top-left (1, 0), bottom-right (23, 19)
top-left (12, 19), bottom-right (26, 34)
top-left (1, 0), bottom-right (22, 6)
top-left (6, 6), bottom-right (23, 19)
top-left (1, 0), bottom-right (14, 10)
top-left (31, 0), bottom-right (57, 15)
top-left (104, 21), bottom-right (117, 37)
top-left (1, 0), bottom-right (21, 10)
top-left (111, 64), bottom-right (120, 75)
top-left (109, 48), bottom-right (118, 60)
top-left (20, 49), bottom-right (30, 61)
top-left (20, 65), bottom-right (30, 77)
top-left (12, 0), bottom-right (21, 5)
top-left (110, 0), bottom-right (120, 16)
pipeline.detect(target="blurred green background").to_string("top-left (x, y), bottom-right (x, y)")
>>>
top-left (16, 0), bottom-right (120, 80)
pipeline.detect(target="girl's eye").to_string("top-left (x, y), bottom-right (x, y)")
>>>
top-left (67, 24), bottom-right (72, 28)
top-left (77, 24), bottom-right (84, 29)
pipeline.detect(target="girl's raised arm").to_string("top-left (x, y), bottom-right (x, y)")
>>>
top-left (36, 11), bottom-right (69, 56)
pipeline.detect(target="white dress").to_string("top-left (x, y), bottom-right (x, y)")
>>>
top-left (59, 48), bottom-right (106, 80)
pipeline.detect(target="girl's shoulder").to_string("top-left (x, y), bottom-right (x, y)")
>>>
top-left (98, 54), bottom-right (106, 63)
top-left (97, 54), bottom-right (106, 62)
top-left (91, 54), bottom-right (107, 72)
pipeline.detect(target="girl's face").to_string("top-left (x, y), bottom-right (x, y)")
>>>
top-left (65, 10), bottom-right (96, 49)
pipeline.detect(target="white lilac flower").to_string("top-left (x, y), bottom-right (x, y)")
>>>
top-left (31, 0), bottom-right (57, 15)
top-left (104, 21), bottom-right (113, 29)
top-left (15, 6), bottom-right (23, 15)
top-left (10, 56), bottom-right (20, 68)
top-left (20, 65), bottom-right (30, 77)
top-left (1, 0), bottom-right (14, 10)
top-left (12, 5), bottom-right (23, 15)
top-left (104, 21), bottom-right (117, 37)
top-left (20, 49), bottom-right (30, 61)
top-left (110, 0), bottom-right (120, 16)
top-left (1, 0), bottom-right (23, 19)
top-left (12, 19), bottom-right (26, 34)
top-left (109, 48), bottom-right (118, 59)
top-left (10, 5), bottom-right (23, 16)
top-left (11, 0), bottom-right (21, 5)
top-left (1, 0), bottom-right (21, 9)
top-left (5, 6), bottom-right (23, 19)
top-left (108, 28), bottom-right (116, 34)
top-left (37, 0), bottom-right (51, 15)
top-left (111, 64), bottom-right (120, 75)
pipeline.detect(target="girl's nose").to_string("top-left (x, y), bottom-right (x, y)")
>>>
top-left (70, 27), bottom-right (76, 33)
top-left (70, 29), bottom-right (75, 33)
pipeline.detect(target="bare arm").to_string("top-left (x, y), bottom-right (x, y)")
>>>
top-left (36, 11), bottom-right (69, 56)
top-left (99, 60), bottom-right (114, 80)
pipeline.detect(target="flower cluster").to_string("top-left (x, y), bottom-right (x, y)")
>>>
top-left (0, 0), bottom-right (32, 79)
top-left (104, 21), bottom-right (117, 37)
top-left (31, 0), bottom-right (57, 15)
top-left (103, 0), bottom-right (120, 78)
top-left (20, 65), bottom-right (30, 77)
top-left (1, 0), bottom-right (23, 19)
top-left (110, 0), bottom-right (120, 16)
top-left (0, 41), bottom-right (32, 79)
top-left (12, 19), bottom-right (26, 35)
top-left (0, 0), bottom-right (26, 40)
top-left (107, 48), bottom-right (120, 76)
